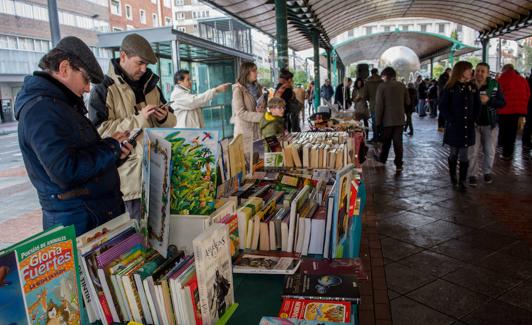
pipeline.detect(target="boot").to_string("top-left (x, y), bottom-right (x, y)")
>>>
top-left (448, 157), bottom-right (458, 187)
top-left (459, 161), bottom-right (469, 192)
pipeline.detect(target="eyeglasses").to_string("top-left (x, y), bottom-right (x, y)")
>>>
top-left (76, 67), bottom-right (91, 85)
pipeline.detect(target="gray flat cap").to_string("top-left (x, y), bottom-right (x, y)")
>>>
top-left (120, 33), bottom-right (157, 64)
top-left (55, 36), bottom-right (104, 84)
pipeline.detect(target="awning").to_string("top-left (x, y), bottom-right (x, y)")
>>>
top-left (203, 0), bottom-right (532, 51)
top-left (328, 30), bottom-right (479, 66)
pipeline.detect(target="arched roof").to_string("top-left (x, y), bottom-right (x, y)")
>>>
top-left (332, 30), bottom-right (479, 65)
top-left (204, 0), bottom-right (532, 51)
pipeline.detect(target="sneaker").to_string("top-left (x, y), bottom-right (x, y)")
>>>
top-left (468, 176), bottom-right (478, 187)
top-left (484, 174), bottom-right (493, 184)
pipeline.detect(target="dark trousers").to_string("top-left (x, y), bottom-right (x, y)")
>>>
top-left (404, 113), bottom-right (413, 134)
top-left (379, 126), bottom-right (403, 167)
top-left (438, 109), bottom-right (446, 129)
top-left (285, 111), bottom-right (301, 132)
top-left (523, 109), bottom-right (532, 146)
top-left (498, 114), bottom-right (520, 157)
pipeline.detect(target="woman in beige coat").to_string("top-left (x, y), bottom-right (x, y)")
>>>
top-left (231, 62), bottom-right (265, 139)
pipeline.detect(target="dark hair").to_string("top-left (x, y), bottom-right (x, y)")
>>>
top-left (347, 77), bottom-right (352, 83)
top-left (476, 62), bottom-right (490, 71)
top-left (38, 48), bottom-right (83, 73)
top-left (381, 67), bottom-right (396, 79)
top-left (371, 68), bottom-right (379, 75)
top-left (237, 61), bottom-right (257, 85)
top-left (355, 77), bottom-right (364, 89)
top-left (279, 68), bottom-right (293, 80)
top-left (174, 69), bottom-right (189, 84)
top-left (445, 61), bottom-right (473, 89)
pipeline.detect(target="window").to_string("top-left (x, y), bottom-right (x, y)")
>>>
top-left (0, 0), bottom-right (16, 15)
top-left (14, 1), bottom-right (33, 18)
top-left (438, 23), bottom-right (446, 33)
top-left (164, 0), bottom-right (171, 7)
top-left (347, 30), bottom-right (354, 37)
top-left (174, 0), bottom-right (184, 5)
top-left (419, 24), bottom-right (428, 32)
top-left (33, 5), bottom-right (48, 21)
top-left (125, 5), bottom-right (132, 20)
top-left (456, 24), bottom-right (463, 32)
top-left (384, 25), bottom-right (391, 32)
top-left (364, 26), bottom-right (374, 35)
top-left (165, 17), bottom-right (171, 25)
top-left (139, 9), bottom-right (146, 24)
top-left (152, 13), bottom-right (158, 27)
top-left (193, 11), bottom-right (197, 18)
top-left (175, 12), bottom-right (185, 20)
top-left (110, 0), bottom-right (121, 16)
top-left (176, 26), bottom-right (186, 32)
top-left (150, 0), bottom-right (156, 4)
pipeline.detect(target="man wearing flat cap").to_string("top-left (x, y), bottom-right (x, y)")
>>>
top-left (14, 36), bottom-right (133, 235)
top-left (89, 33), bottom-right (176, 221)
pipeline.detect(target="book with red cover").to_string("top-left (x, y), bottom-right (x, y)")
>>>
top-left (278, 298), bottom-right (351, 323)
top-left (299, 258), bottom-right (368, 281)
top-left (185, 273), bottom-right (203, 325)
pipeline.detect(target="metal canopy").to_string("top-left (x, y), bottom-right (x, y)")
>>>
top-left (328, 30), bottom-right (479, 66)
top-left (203, 0), bottom-right (532, 51)
top-left (96, 26), bottom-right (254, 62)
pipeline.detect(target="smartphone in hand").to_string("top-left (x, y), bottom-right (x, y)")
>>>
top-left (124, 128), bottom-right (143, 147)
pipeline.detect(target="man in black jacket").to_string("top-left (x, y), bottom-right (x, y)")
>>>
top-left (334, 78), bottom-right (352, 110)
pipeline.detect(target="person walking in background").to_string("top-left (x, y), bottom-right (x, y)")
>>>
top-left (231, 62), bottom-right (265, 139)
top-left (439, 61), bottom-right (481, 191)
top-left (89, 33), bottom-right (176, 221)
top-left (276, 68), bottom-right (302, 132)
top-left (170, 69), bottom-right (230, 128)
top-left (320, 79), bottom-right (334, 106)
top-left (363, 68), bottom-right (383, 142)
top-left (306, 81), bottom-right (315, 115)
top-left (467, 62), bottom-right (505, 187)
top-left (334, 77), bottom-right (352, 110)
top-left (437, 68), bottom-right (452, 131)
top-left (523, 69), bottom-right (532, 148)
top-left (427, 79), bottom-right (439, 118)
top-left (352, 77), bottom-right (370, 138)
top-left (16, 37), bottom-right (133, 235)
top-left (404, 82), bottom-right (417, 136)
top-left (497, 64), bottom-right (530, 160)
top-left (374, 67), bottom-right (410, 172)
top-left (417, 78), bottom-right (429, 117)
top-left (293, 83), bottom-right (306, 123)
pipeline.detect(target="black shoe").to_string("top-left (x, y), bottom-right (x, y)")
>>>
top-left (448, 158), bottom-right (458, 187)
top-left (459, 181), bottom-right (467, 192)
top-left (484, 174), bottom-right (493, 184)
top-left (500, 154), bottom-right (512, 161)
top-left (459, 161), bottom-right (469, 191)
top-left (468, 176), bottom-right (477, 187)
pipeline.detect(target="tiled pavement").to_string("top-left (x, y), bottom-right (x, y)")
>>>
top-left (359, 115), bottom-right (532, 325)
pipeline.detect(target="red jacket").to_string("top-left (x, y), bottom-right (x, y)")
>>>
top-left (497, 70), bottom-right (530, 115)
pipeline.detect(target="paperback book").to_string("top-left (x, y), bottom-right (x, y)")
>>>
top-left (278, 298), bottom-right (351, 323)
top-left (233, 250), bottom-right (302, 275)
top-left (283, 273), bottom-right (360, 303)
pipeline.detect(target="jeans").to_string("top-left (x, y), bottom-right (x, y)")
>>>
top-left (379, 126), bottom-right (403, 167)
top-left (43, 206), bottom-right (111, 236)
top-left (404, 113), bottom-right (413, 134)
top-left (468, 125), bottom-right (498, 177)
top-left (429, 100), bottom-right (438, 117)
top-left (449, 146), bottom-right (469, 162)
top-left (417, 99), bottom-right (427, 116)
top-left (370, 111), bottom-right (377, 140)
top-left (438, 107), bottom-right (446, 129)
top-left (498, 114), bottom-right (520, 157)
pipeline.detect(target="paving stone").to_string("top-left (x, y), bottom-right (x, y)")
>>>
top-left (399, 250), bottom-right (465, 277)
top-left (431, 238), bottom-right (495, 263)
top-left (475, 252), bottom-right (532, 280)
top-left (498, 281), bottom-right (532, 312)
top-left (379, 211), bottom-right (438, 228)
top-left (380, 237), bottom-right (424, 261)
top-left (406, 279), bottom-right (490, 319)
top-left (391, 296), bottom-right (455, 325)
top-left (461, 300), bottom-right (532, 325)
top-left (384, 262), bottom-right (436, 294)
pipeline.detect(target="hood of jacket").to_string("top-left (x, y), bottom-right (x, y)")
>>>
top-left (15, 71), bottom-right (86, 120)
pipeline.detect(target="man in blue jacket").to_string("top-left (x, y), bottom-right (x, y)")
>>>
top-left (15, 37), bottom-right (133, 235)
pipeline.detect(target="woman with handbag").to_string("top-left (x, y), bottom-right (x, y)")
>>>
top-left (353, 78), bottom-right (370, 139)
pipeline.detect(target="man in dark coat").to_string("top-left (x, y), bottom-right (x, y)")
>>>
top-left (437, 68), bottom-right (451, 130)
top-left (334, 77), bottom-right (352, 110)
top-left (374, 67), bottom-right (410, 172)
top-left (417, 78), bottom-right (429, 116)
top-left (15, 37), bottom-right (133, 235)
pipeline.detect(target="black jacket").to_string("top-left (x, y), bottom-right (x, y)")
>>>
top-left (418, 82), bottom-right (428, 100)
top-left (439, 81), bottom-right (481, 147)
top-left (334, 84), bottom-right (351, 109)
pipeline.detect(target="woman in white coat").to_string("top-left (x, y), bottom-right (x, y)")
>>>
top-left (170, 69), bottom-right (230, 128)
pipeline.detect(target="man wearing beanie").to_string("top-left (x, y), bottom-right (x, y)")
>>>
top-left (89, 33), bottom-right (176, 221)
top-left (14, 36), bottom-right (133, 235)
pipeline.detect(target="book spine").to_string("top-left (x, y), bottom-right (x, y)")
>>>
top-left (134, 274), bottom-right (154, 325)
top-left (97, 268), bottom-right (121, 322)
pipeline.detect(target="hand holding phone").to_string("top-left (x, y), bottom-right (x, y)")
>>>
top-left (125, 128), bottom-right (143, 147)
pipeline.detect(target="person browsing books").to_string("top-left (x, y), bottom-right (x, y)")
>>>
top-left (170, 69), bottom-right (231, 128)
top-left (88, 33), bottom-right (177, 221)
top-left (15, 37), bottom-right (133, 235)
top-left (260, 97), bottom-right (287, 140)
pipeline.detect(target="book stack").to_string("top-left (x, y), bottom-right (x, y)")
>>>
top-left (76, 214), bottom-right (234, 325)
top-left (0, 225), bottom-right (82, 325)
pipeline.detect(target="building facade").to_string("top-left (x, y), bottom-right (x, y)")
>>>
top-left (0, 0), bottom-right (112, 122)
top-left (108, 0), bottom-right (173, 31)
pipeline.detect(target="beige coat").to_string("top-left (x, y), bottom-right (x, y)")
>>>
top-left (92, 62), bottom-right (176, 201)
top-left (231, 83), bottom-right (263, 139)
top-left (170, 85), bottom-right (217, 128)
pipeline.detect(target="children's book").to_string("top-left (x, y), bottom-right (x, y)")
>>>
top-left (278, 298), bottom-right (351, 322)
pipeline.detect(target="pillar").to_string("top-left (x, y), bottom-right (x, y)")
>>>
top-left (332, 53), bottom-right (338, 87)
top-left (275, 0), bottom-right (289, 70)
top-left (312, 29), bottom-right (320, 110)
top-left (47, 0), bottom-right (61, 46)
top-left (430, 58), bottom-right (434, 79)
top-left (171, 40), bottom-right (180, 71)
top-left (481, 38), bottom-right (489, 63)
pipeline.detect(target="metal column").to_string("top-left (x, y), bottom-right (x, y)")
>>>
top-left (275, 0), bottom-right (289, 70)
top-left (171, 40), bottom-right (180, 72)
top-left (326, 49), bottom-right (332, 81)
top-left (481, 38), bottom-right (489, 63)
top-left (312, 29), bottom-right (320, 110)
top-left (430, 58), bottom-right (434, 79)
top-left (47, 0), bottom-right (61, 46)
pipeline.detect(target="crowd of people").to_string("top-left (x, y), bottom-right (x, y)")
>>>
top-left (13, 33), bottom-right (532, 235)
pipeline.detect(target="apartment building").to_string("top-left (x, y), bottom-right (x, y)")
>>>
top-left (109, 0), bottom-right (173, 31)
top-left (0, 0), bottom-right (112, 122)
